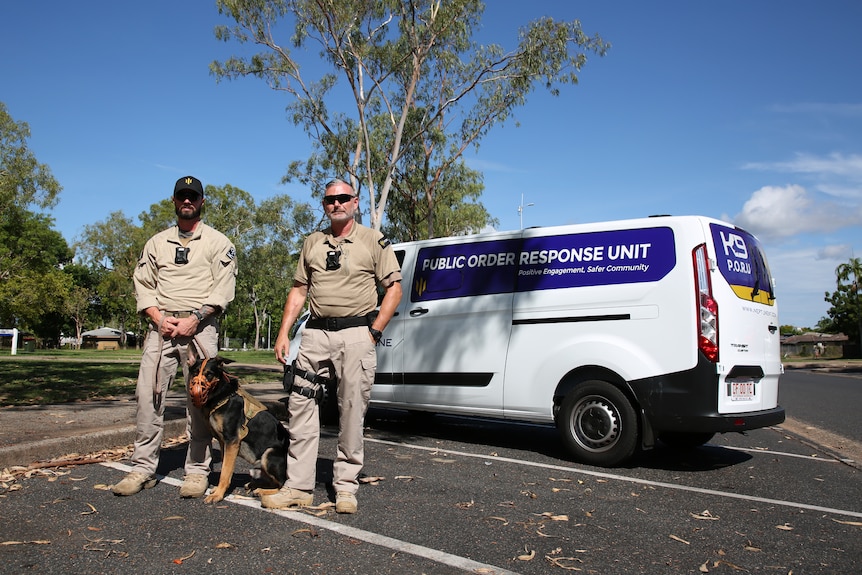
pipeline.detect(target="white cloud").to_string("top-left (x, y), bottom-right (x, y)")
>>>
top-left (816, 244), bottom-right (852, 261)
top-left (766, 246), bottom-right (837, 327)
top-left (743, 152), bottom-right (862, 180)
top-left (731, 184), bottom-right (862, 240)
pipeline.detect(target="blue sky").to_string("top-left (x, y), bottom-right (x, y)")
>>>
top-left (3, 1), bottom-right (861, 328)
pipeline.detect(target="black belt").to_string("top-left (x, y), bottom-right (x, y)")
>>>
top-left (305, 314), bottom-right (372, 331)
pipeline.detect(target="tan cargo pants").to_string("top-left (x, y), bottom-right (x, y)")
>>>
top-left (128, 321), bottom-right (218, 476)
top-left (286, 325), bottom-right (376, 494)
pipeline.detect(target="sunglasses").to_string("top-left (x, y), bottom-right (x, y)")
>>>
top-left (174, 190), bottom-right (201, 202)
top-left (323, 193), bottom-right (356, 206)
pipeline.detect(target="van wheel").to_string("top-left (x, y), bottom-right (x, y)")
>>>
top-left (556, 380), bottom-right (638, 467)
top-left (658, 432), bottom-right (715, 449)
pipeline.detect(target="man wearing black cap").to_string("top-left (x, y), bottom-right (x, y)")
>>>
top-left (113, 176), bottom-right (238, 498)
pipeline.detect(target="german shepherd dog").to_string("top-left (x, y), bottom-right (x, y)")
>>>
top-left (188, 355), bottom-right (288, 503)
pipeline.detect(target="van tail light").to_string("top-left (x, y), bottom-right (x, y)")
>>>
top-left (693, 244), bottom-right (719, 363)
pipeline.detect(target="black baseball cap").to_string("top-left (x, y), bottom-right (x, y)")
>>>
top-left (173, 176), bottom-right (204, 198)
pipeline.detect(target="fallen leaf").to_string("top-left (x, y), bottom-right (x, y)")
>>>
top-left (163, 516), bottom-right (185, 521)
top-left (744, 545), bottom-right (761, 552)
top-left (699, 562), bottom-right (709, 573)
top-left (172, 550), bottom-right (195, 564)
top-left (517, 548), bottom-right (536, 561)
top-left (690, 510), bottom-right (720, 521)
top-left (545, 555), bottom-right (584, 570)
top-left (714, 559), bottom-right (747, 571)
top-left (832, 519), bottom-right (862, 526)
top-left (81, 503), bottom-right (97, 515)
top-left (485, 516), bottom-right (509, 525)
top-left (359, 476), bottom-right (384, 484)
top-left (536, 512), bottom-right (569, 521)
top-left (431, 458), bottom-right (456, 463)
top-left (775, 524), bottom-right (794, 531)
top-left (669, 534), bottom-right (690, 545)
top-left (215, 542), bottom-right (234, 549)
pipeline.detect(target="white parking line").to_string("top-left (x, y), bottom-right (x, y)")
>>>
top-left (366, 437), bottom-right (862, 519)
top-left (101, 461), bottom-right (521, 575)
top-left (722, 445), bottom-right (845, 462)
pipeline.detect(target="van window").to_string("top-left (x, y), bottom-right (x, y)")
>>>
top-left (709, 224), bottom-right (776, 305)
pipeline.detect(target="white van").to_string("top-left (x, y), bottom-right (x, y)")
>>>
top-left (291, 215), bottom-right (784, 466)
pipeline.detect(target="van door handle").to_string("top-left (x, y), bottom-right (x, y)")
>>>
top-left (768, 325), bottom-right (777, 334)
top-left (409, 307), bottom-right (429, 317)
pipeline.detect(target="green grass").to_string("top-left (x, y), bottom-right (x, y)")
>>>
top-left (0, 349), bottom-right (282, 406)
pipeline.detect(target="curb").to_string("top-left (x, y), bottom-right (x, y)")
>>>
top-left (0, 400), bottom-right (288, 469)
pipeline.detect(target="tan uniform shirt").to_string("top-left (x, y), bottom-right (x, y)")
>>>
top-left (295, 223), bottom-right (402, 318)
top-left (134, 222), bottom-right (237, 313)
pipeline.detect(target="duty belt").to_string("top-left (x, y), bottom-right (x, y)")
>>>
top-left (305, 314), bottom-right (372, 331)
top-left (165, 311), bottom-right (194, 318)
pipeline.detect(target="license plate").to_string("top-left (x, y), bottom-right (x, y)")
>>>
top-left (730, 381), bottom-right (755, 400)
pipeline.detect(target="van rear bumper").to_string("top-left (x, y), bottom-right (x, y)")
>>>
top-left (630, 352), bottom-right (785, 434)
top-left (646, 406), bottom-right (786, 434)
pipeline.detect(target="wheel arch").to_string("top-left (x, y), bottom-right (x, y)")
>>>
top-left (552, 365), bottom-right (656, 450)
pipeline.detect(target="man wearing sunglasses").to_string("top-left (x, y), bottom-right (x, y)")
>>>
top-left (113, 176), bottom-right (237, 499)
top-left (267, 178), bottom-right (402, 514)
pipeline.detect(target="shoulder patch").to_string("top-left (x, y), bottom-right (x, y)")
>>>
top-left (378, 236), bottom-right (392, 249)
top-left (226, 247), bottom-right (236, 260)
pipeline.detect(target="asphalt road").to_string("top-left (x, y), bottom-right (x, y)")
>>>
top-left (779, 369), bottom-right (862, 440)
top-left (2, 370), bottom-right (861, 574)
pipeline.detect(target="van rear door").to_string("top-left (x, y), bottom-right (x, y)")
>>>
top-left (707, 222), bottom-right (782, 415)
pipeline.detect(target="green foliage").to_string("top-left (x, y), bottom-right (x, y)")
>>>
top-left (0, 103), bottom-right (72, 336)
top-left (0, 102), bottom-right (62, 217)
top-left (779, 324), bottom-right (800, 336)
top-left (212, 0), bottom-right (608, 238)
top-left (821, 257), bottom-right (862, 351)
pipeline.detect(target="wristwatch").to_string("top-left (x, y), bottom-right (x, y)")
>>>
top-left (369, 328), bottom-right (383, 343)
top-left (192, 310), bottom-right (204, 322)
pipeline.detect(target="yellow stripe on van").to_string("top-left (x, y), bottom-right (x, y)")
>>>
top-left (730, 284), bottom-right (775, 305)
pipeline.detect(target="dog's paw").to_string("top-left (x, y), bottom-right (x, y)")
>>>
top-left (204, 492), bottom-right (225, 504)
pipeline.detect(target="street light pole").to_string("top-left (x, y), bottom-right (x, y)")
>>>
top-left (518, 193), bottom-right (534, 229)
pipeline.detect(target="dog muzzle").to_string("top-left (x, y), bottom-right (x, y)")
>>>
top-left (189, 359), bottom-right (218, 408)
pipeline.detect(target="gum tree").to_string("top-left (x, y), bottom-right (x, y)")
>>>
top-left (211, 0), bottom-right (608, 237)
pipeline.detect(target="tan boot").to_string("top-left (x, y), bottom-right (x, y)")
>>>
top-left (179, 474), bottom-right (209, 498)
top-left (112, 471), bottom-right (157, 496)
top-left (260, 487), bottom-right (313, 509)
top-left (335, 491), bottom-right (357, 514)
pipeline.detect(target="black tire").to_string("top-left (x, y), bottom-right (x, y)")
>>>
top-left (658, 432), bottom-right (715, 449)
top-left (555, 380), bottom-right (638, 467)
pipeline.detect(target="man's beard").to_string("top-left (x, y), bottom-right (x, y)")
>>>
top-left (176, 206), bottom-right (201, 220)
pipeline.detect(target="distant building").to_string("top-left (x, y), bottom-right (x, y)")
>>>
top-left (780, 332), bottom-right (848, 358)
top-left (81, 327), bottom-right (125, 350)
